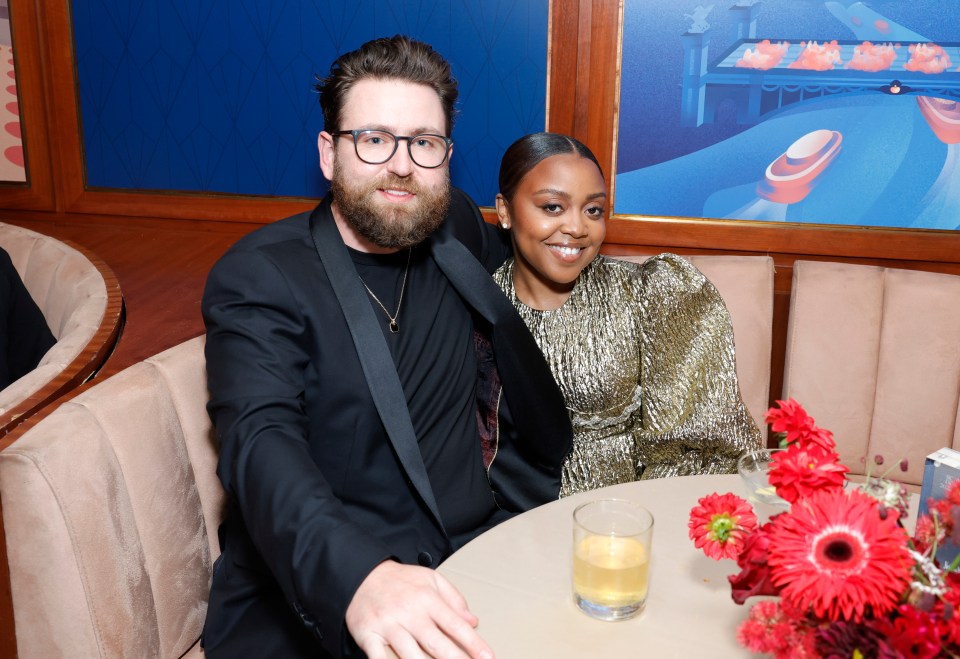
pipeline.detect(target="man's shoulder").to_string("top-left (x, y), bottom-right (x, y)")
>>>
top-left (443, 187), bottom-right (482, 238)
top-left (207, 207), bottom-right (324, 290)
top-left (443, 187), bottom-right (508, 269)
top-left (227, 208), bottom-right (315, 255)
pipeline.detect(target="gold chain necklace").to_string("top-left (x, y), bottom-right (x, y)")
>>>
top-left (358, 248), bottom-right (412, 333)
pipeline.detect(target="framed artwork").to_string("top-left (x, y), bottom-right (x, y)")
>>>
top-left (615, 0), bottom-right (960, 232)
top-left (0, 0), bottom-right (54, 208)
top-left (0, 1), bottom-right (24, 184)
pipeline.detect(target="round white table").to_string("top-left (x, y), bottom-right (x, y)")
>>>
top-left (438, 474), bottom-right (776, 658)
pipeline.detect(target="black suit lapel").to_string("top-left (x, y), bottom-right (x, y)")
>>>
top-left (308, 201), bottom-right (445, 533)
top-left (429, 228), bottom-right (572, 508)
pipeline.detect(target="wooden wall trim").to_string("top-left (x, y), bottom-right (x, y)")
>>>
top-left (40, 0), bottom-right (316, 223)
top-left (605, 217), bottom-right (960, 264)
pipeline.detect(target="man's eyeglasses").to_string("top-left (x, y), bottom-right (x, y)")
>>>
top-left (332, 129), bottom-right (453, 169)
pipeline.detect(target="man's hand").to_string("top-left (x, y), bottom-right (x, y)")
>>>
top-left (345, 560), bottom-right (493, 659)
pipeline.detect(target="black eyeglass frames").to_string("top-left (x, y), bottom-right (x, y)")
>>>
top-left (332, 129), bottom-right (453, 168)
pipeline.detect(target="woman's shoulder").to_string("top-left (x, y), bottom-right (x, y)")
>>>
top-left (591, 253), bottom-right (710, 288)
top-left (492, 257), bottom-right (514, 290)
top-left (588, 254), bottom-right (645, 278)
top-left (632, 252), bottom-right (714, 293)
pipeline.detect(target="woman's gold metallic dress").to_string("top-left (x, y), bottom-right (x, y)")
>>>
top-left (494, 254), bottom-right (761, 498)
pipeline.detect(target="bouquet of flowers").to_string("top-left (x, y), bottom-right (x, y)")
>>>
top-left (688, 399), bottom-right (960, 658)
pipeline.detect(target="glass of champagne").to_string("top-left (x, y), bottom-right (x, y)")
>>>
top-left (572, 499), bottom-right (653, 621)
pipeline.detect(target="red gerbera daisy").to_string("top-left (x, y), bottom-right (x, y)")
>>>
top-left (768, 442), bottom-right (849, 503)
top-left (767, 488), bottom-right (912, 622)
top-left (689, 492), bottom-right (758, 560)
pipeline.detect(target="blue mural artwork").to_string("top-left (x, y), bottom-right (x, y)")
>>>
top-left (70, 1), bottom-right (548, 205)
top-left (616, 0), bottom-right (960, 230)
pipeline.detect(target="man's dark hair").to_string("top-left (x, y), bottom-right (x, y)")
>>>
top-left (315, 35), bottom-right (459, 135)
top-left (498, 132), bottom-right (603, 203)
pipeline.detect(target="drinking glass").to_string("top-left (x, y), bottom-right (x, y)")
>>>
top-left (738, 448), bottom-right (789, 510)
top-left (572, 499), bottom-right (653, 621)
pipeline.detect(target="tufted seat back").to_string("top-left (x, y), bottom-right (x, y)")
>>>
top-left (0, 335), bottom-right (223, 657)
top-left (782, 260), bottom-right (960, 487)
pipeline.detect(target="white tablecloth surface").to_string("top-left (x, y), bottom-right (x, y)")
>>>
top-left (440, 474), bottom-right (786, 658)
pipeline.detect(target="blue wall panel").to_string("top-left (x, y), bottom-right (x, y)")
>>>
top-left (70, 1), bottom-right (549, 206)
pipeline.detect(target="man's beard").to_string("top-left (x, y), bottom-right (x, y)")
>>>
top-left (330, 161), bottom-right (450, 250)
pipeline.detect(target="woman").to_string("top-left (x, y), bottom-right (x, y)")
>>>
top-left (493, 132), bottom-right (761, 497)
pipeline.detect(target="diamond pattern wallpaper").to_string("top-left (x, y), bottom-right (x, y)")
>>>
top-left (70, 0), bottom-right (549, 205)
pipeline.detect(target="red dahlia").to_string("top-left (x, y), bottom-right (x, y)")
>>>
top-left (765, 398), bottom-right (817, 442)
top-left (768, 442), bottom-right (849, 503)
top-left (689, 492), bottom-right (758, 561)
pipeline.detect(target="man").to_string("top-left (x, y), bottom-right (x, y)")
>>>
top-left (201, 35), bottom-right (572, 658)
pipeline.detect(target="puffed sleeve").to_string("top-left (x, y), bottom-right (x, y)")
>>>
top-left (203, 246), bottom-right (391, 656)
top-left (634, 253), bottom-right (762, 479)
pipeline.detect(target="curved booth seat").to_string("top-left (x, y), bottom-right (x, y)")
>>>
top-left (0, 222), bottom-right (124, 436)
top-left (0, 335), bottom-right (223, 658)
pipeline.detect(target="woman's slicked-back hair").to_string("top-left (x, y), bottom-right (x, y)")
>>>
top-left (498, 132), bottom-right (602, 203)
top-left (315, 35), bottom-right (459, 135)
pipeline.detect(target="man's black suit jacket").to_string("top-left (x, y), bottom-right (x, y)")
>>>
top-left (0, 247), bottom-right (55, 388)
top-left (201, 189), bottom-right (572, 657)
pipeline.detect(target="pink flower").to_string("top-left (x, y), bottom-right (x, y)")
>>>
top-left (736, 600), bottom-right (817, 658)
top-left (923, 495), bottom-right (960, 549)
top-left (768, 442), bottom-right (849, 503)
top-left (689, 492), bottom-right (758, 560)
top-left (736, 600), bottom-right (794, 654)
top-left (913, 513), bottom-right (943, 554)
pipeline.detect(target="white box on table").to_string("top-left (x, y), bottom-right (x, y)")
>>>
top-left (919, 447), bottom-right (960, 566)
